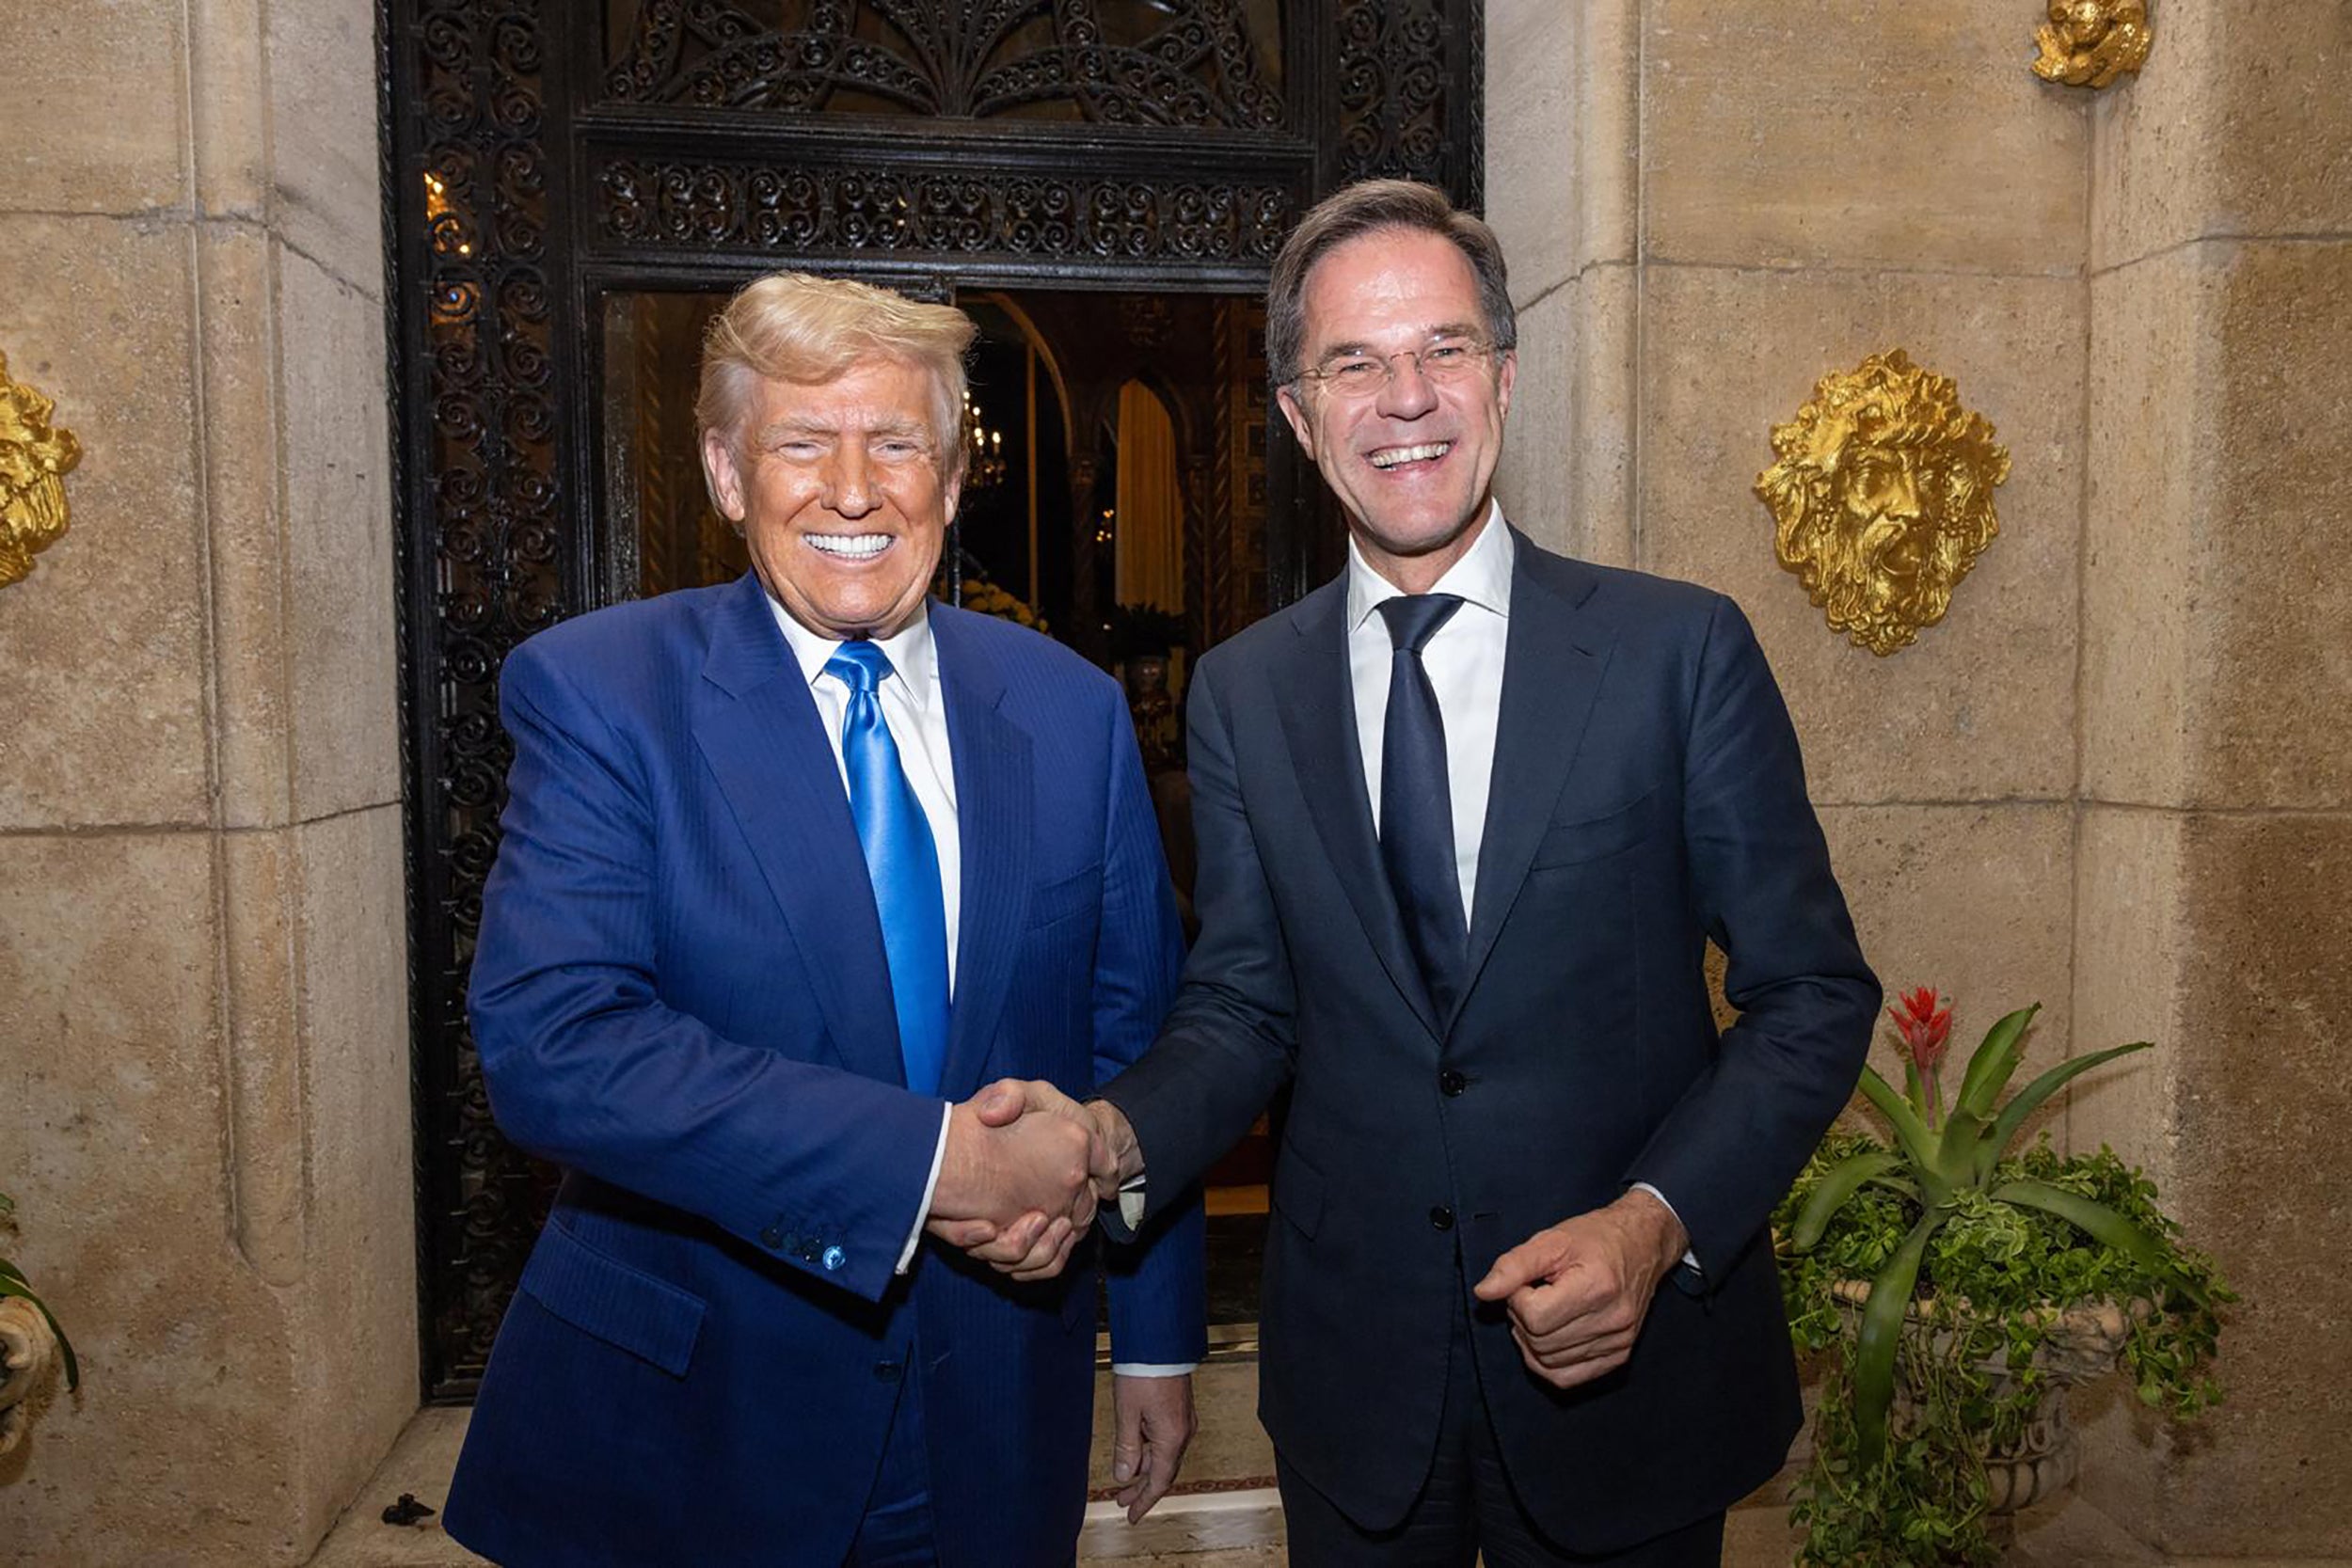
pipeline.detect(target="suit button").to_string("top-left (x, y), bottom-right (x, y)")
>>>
top-left (1438, 1069), bottom-right (1467, 1097)
top-left (759, 1226), bottom-right (784, 1250)
top-left (822, 1244), bottom-right (847, 1272)
top-left (873, 1359), bottom-right (902, 1383)
top-left (1429, 1206), bottom-right (1454, 1231)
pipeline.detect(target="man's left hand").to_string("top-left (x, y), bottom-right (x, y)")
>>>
top-left (1470, 1189), bottom-right (1687, 1391)
top-left (1109, 1372), bottom-right (1196, 1524)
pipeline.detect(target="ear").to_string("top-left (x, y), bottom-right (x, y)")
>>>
top-left (701, 429), bottom-right (748, 523)
top-left (940, 462), bottom-right (964, 528)
top-left (1275, 383), bottom-right (1317, 461)
top-left (1495, 350), bottom-right (1518, 425)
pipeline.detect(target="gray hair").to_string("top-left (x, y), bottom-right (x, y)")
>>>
top-left (1265, 180), bottom-right (1516, 388)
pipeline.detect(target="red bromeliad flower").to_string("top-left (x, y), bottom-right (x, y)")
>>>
top-left (1888, 987), bottom-right (1953, 1077)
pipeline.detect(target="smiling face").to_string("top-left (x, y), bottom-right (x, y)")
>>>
top-left (701, 356), bottom-right (960, 641)
top-left (1275, 227), bottom-right (1516, 593)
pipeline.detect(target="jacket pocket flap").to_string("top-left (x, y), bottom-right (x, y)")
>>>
top-left (1025, 864), bottom-right (1100, 929)
top-left (1530, 789), bottom-right (1659, 868)
top-left (1272, 1143), bottom-right (1327, 1240)
top-left (520, 1220), bottom-right (707, 1379)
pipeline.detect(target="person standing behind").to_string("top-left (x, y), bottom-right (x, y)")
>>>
top-left (444, 272), bottom-right (1204, 1567)
top-left (975, 180), bottom-right (1878, 1565)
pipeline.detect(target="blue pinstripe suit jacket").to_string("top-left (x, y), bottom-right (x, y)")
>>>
top-left (444, 573), bottom-right (1205, 1567)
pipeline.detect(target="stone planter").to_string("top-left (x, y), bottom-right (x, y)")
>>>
top-left (1831, 1283), bottom-right (2139, 1513)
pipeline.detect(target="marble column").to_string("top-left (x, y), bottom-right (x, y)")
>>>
top-left (0, 2), bottom-right (415, 1561)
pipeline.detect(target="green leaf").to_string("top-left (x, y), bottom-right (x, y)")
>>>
top-left (1790, 1150), bottom-right (1905, 1252)
top-left (1993, 1179), bottom-right (2209, 1308)
top-left (1901, 1058), bottom-right (1928, 1124)
top-left (1855, 1066), bottom-right (1942, 1189)
top-left (1981, 1043), bottom-right (2152, 1170)
top-left (1934, 1107), bottom-right (1990, 1191)
top-left (1852, 1211), bottom-right (1943, 1468)
top-left (1954, 1005), bottom-right (2040, 1120)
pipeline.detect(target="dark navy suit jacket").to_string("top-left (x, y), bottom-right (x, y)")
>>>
top-left (444, 574), bottom-right (1204, 1567)
top-left (1102, 531), bottom-right (1876, 1552)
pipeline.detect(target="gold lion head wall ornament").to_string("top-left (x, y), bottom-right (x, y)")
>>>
top-left (2032, 0), bottom-right (2152, 89)
top-left (0, 350), bottom-right (83, 590)
top-left (1756, 350), bottom-right (2010, 657)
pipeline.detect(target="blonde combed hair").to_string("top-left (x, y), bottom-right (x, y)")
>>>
top-left (695, 273), bottom-right (977, 481)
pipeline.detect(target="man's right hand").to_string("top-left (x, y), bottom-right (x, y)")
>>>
top-left (926, 1080), bottom-right (1138, 1280)
top-left (924, 1079), bottom-right (1112, 1280)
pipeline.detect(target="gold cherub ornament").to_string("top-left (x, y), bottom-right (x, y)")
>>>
top-left (2033, 0), bottom-right (2153, 89)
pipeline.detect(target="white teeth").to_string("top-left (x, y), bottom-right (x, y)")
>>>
top-left (1369, 442), bottom-right (1452, 469)
top-left (807, 533), bottom-right (891, 559)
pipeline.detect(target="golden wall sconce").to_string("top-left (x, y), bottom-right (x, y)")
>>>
top-left (2032, 0), bottom-right (2152, 88)
top-left (0, 350), bottom-right (83, 591)
top-left (1755, 350), bottom-right (2010, 657)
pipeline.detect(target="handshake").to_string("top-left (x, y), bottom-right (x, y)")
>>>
top-left (922, 1079), bottom-right (1143, 1281)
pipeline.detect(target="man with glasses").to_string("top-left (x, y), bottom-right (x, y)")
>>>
top-left (968, 180), bottom-right (1878, 1564)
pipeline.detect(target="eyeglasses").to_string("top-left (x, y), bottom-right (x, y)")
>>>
top-left (1296, 337), bottom-right (1496, 399)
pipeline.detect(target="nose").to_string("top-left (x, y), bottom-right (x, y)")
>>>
top-left (822, 445), bottom-right (879, 517)
top-left (1881, 465), bottom-right (1922, 521)
top-left (1375, 352), bottom-right (1440, 420)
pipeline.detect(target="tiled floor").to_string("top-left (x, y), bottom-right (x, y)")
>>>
top-left (304, 1397), bottom-right (2349, 1567)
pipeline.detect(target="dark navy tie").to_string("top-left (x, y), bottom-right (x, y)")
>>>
top-left (825, 641), bottom-right (950, 1096)
top-left (1376, 594), bottom-right (1468, 1019)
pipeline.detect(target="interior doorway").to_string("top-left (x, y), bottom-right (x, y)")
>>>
top-left (385, 0), bottom-right (1484, 1397)
top-left (596, 283), bottom-right (1282, 1322)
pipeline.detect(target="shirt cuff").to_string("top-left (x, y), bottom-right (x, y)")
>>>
top-left (896, 1101), bottom-right (952, 1275)
top-left (1630, 1180), bottom-right (1702, 1275)
top-left (1116, 1174), bottom-right (1147, 1233)
top-left (1110, 1363), bottom-right (1198, 1378)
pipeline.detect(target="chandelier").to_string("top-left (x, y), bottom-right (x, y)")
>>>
top-left (962, 389), bottom-right (1007, 488)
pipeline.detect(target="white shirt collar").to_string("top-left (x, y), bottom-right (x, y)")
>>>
top-left (767, 591), bottom-right (939, 716)
top-left (1345, 499), bottom-right (1515, 632)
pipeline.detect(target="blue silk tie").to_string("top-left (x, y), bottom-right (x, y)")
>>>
top-left (1376, 594), bottom-right (1469, 1021)
top-left (825, 641), bottom-right (950, 1096)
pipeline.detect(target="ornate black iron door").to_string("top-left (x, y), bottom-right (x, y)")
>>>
top-left (383, 0), bottom-right (1484, 1398)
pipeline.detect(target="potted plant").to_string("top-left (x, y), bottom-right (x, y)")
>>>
top-left (0, 1188), bottom-right (78, 1454)
top-left (1773, 990), bottom-right (2232, 1566)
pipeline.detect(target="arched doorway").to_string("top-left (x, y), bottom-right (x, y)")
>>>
top-left (384, 0), bottom-right (1486, 1397)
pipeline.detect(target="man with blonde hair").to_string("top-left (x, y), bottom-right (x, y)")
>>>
top-left (444, 271), bottom-right (1204, 1566)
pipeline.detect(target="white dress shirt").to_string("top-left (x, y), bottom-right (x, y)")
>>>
top-left (769, 596), bottom-right (1195, 1367)
top-left (1345, 500), bottom-right (1516, 924)
top-left (769, 599), bottom-right (959, 1277)
top-left (1342, 507), bottom-right (1695, 1268)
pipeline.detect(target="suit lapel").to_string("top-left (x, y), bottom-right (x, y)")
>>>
top-left (930, 609), bottom-right (1033, 1100)
top-left (691, 574), bottom-right (908, 1088)
top-left (1271, 583), bottom-right (1442, 1040)
top-left (1454, 540), bottom-right (1615, 1027)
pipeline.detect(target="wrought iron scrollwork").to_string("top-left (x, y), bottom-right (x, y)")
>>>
top-left (605, 0), bottom-right (1286, 126)
top-left (600, 159), bottom-right (1290, 262)
top-left (396, 0), bottom-right (570, 1386)
top-left (1335, 0), bottom-right (1451, 189)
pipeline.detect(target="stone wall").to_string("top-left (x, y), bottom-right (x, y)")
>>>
top-left (2072, 2), bottom-right (2352, 1555)
top-left (0, 2), bottom-right (415, 1562)
top-left (1489, 0), bottom-right (2350, 1557)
